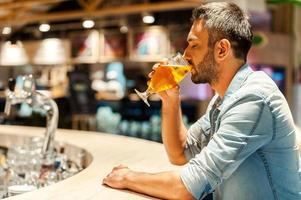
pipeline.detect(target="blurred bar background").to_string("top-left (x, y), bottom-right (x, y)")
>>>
top-left (0, 0), bottom-right (300, 143)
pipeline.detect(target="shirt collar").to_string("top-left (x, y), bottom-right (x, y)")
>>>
top-left (223, 63), bottom-right (253, 99)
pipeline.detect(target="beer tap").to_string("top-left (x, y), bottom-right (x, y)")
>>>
top-left (4, 78), bottom-right (16, 116)
top-left (4, 75), bottom-right (59, 164)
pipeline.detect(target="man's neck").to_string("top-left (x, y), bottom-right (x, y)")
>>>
top-left (211, 60), bottom-right (245, 98)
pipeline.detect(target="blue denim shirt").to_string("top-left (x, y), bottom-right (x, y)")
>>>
top-left (180, 65), bottom-right (301, 200)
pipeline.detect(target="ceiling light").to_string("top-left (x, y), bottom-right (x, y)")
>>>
top-left (82, 19), bottom-right (95, 29)
top-left (142, 13), bottom-right (155, 24)
top-left (0, 41), bottom-right (29, 66)
top-left (2, 26), bottom-right (11, 35)
top-left (120, 25), bottom-right (128, 33)
top-left (33, 38), bottom-right (68, 65)
top-left (39, 23), bottom-right (50, 32)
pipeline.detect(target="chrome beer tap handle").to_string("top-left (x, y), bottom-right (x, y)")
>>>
top-left (4, 78), bottom-right (22, 116)
top-left (4, 75), bottom-right (59, 164)
top-left (4, 78), bottom-right (16, 116)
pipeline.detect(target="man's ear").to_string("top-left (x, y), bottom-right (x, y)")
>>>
top-left (214, 39), bottom-right (231, 62)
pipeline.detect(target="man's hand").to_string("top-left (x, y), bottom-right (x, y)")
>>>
top-left (103, 164), bottom-right (130, 189)
top-left (102, 165), bottom-right (194, 200)
top-left (148, 61), bottom-right (181, 103)
top-left (158, 86), bottom-right (180, 102)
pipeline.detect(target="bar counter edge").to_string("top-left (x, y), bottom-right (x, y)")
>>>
top-left (0, 125), bottom-right (180, 200)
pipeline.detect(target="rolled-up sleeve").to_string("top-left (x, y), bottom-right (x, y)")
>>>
top-left (180, 94), bottom-right (274, 199)
top-left (184, 96), bottom-right (218, 160)
top-left (184, 116), bottom-right (210, 160)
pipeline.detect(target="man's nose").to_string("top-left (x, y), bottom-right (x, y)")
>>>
top-left (183, 49), bottom-right (188, 59)
top-left (183, 49), bottom-right (191, 62)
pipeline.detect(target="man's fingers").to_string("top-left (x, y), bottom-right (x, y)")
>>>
top-left (117, 164), bottom-right (127, 168)
top-left (152, 63), bottom-right (160, 70)
top-left (103, 177), bottom-right (113, 187)
top-left (148, 71), bottom-right (154, 78)
top-left (157, 85), bottom-right (180, 100)
top-left (111, 164), bottom-right (128, 173)
top-left (149, 58), bottom-right (168, 78)
top-left (148, 63), bottom-right (159, 78)
top-left (159, 58), bottom-right (168, 65)
top-left (102, 177), bottom-right (108, 185)
top-left (114, 164), bottom-right (127, 169)
top-left (103, 177), bottom-right (107, 183)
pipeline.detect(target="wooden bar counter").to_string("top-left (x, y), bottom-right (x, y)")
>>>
top-left (0, 125), bottom-right (180, 200)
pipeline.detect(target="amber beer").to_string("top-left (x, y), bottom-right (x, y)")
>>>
top-left (134, 53), bottom-right (190, 107)
top-left (147, 64), bottom-right (191, 93)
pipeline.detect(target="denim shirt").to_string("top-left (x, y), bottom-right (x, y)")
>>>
top-left (180, 65), bottom-right (301, 200)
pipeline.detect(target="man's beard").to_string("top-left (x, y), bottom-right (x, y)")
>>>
top-left (191, 49), bottom-right (219, 85)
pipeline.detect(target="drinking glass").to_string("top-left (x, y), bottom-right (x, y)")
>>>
top-left (134, 53), bottom-right (191, 106)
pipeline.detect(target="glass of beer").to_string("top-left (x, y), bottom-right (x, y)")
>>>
top-left (134, 53), bottom-right (191, 107)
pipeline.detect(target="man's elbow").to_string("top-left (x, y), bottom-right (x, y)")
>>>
top-left (169, 158), bottom-right (187, 165)
top-left (174, 188), bottom-right (195, 200)
top-left (177, 192), bottom-right (195, 200)
top-left (170, 171), bottom-right (195, 200)
top-left (169, 156), bottom-right (187, 165)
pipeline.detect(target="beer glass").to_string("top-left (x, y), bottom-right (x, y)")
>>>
top-left (134, 53), bottom-right (191, 106)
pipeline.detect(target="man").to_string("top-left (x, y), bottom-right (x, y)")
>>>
top-left (103, 2), bottom-right (301, 200)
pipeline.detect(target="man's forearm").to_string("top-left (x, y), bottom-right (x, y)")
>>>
top-left (124, 170), bottom-right (194, 200)
top-left (162, 99), bottom-right (188, 165)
